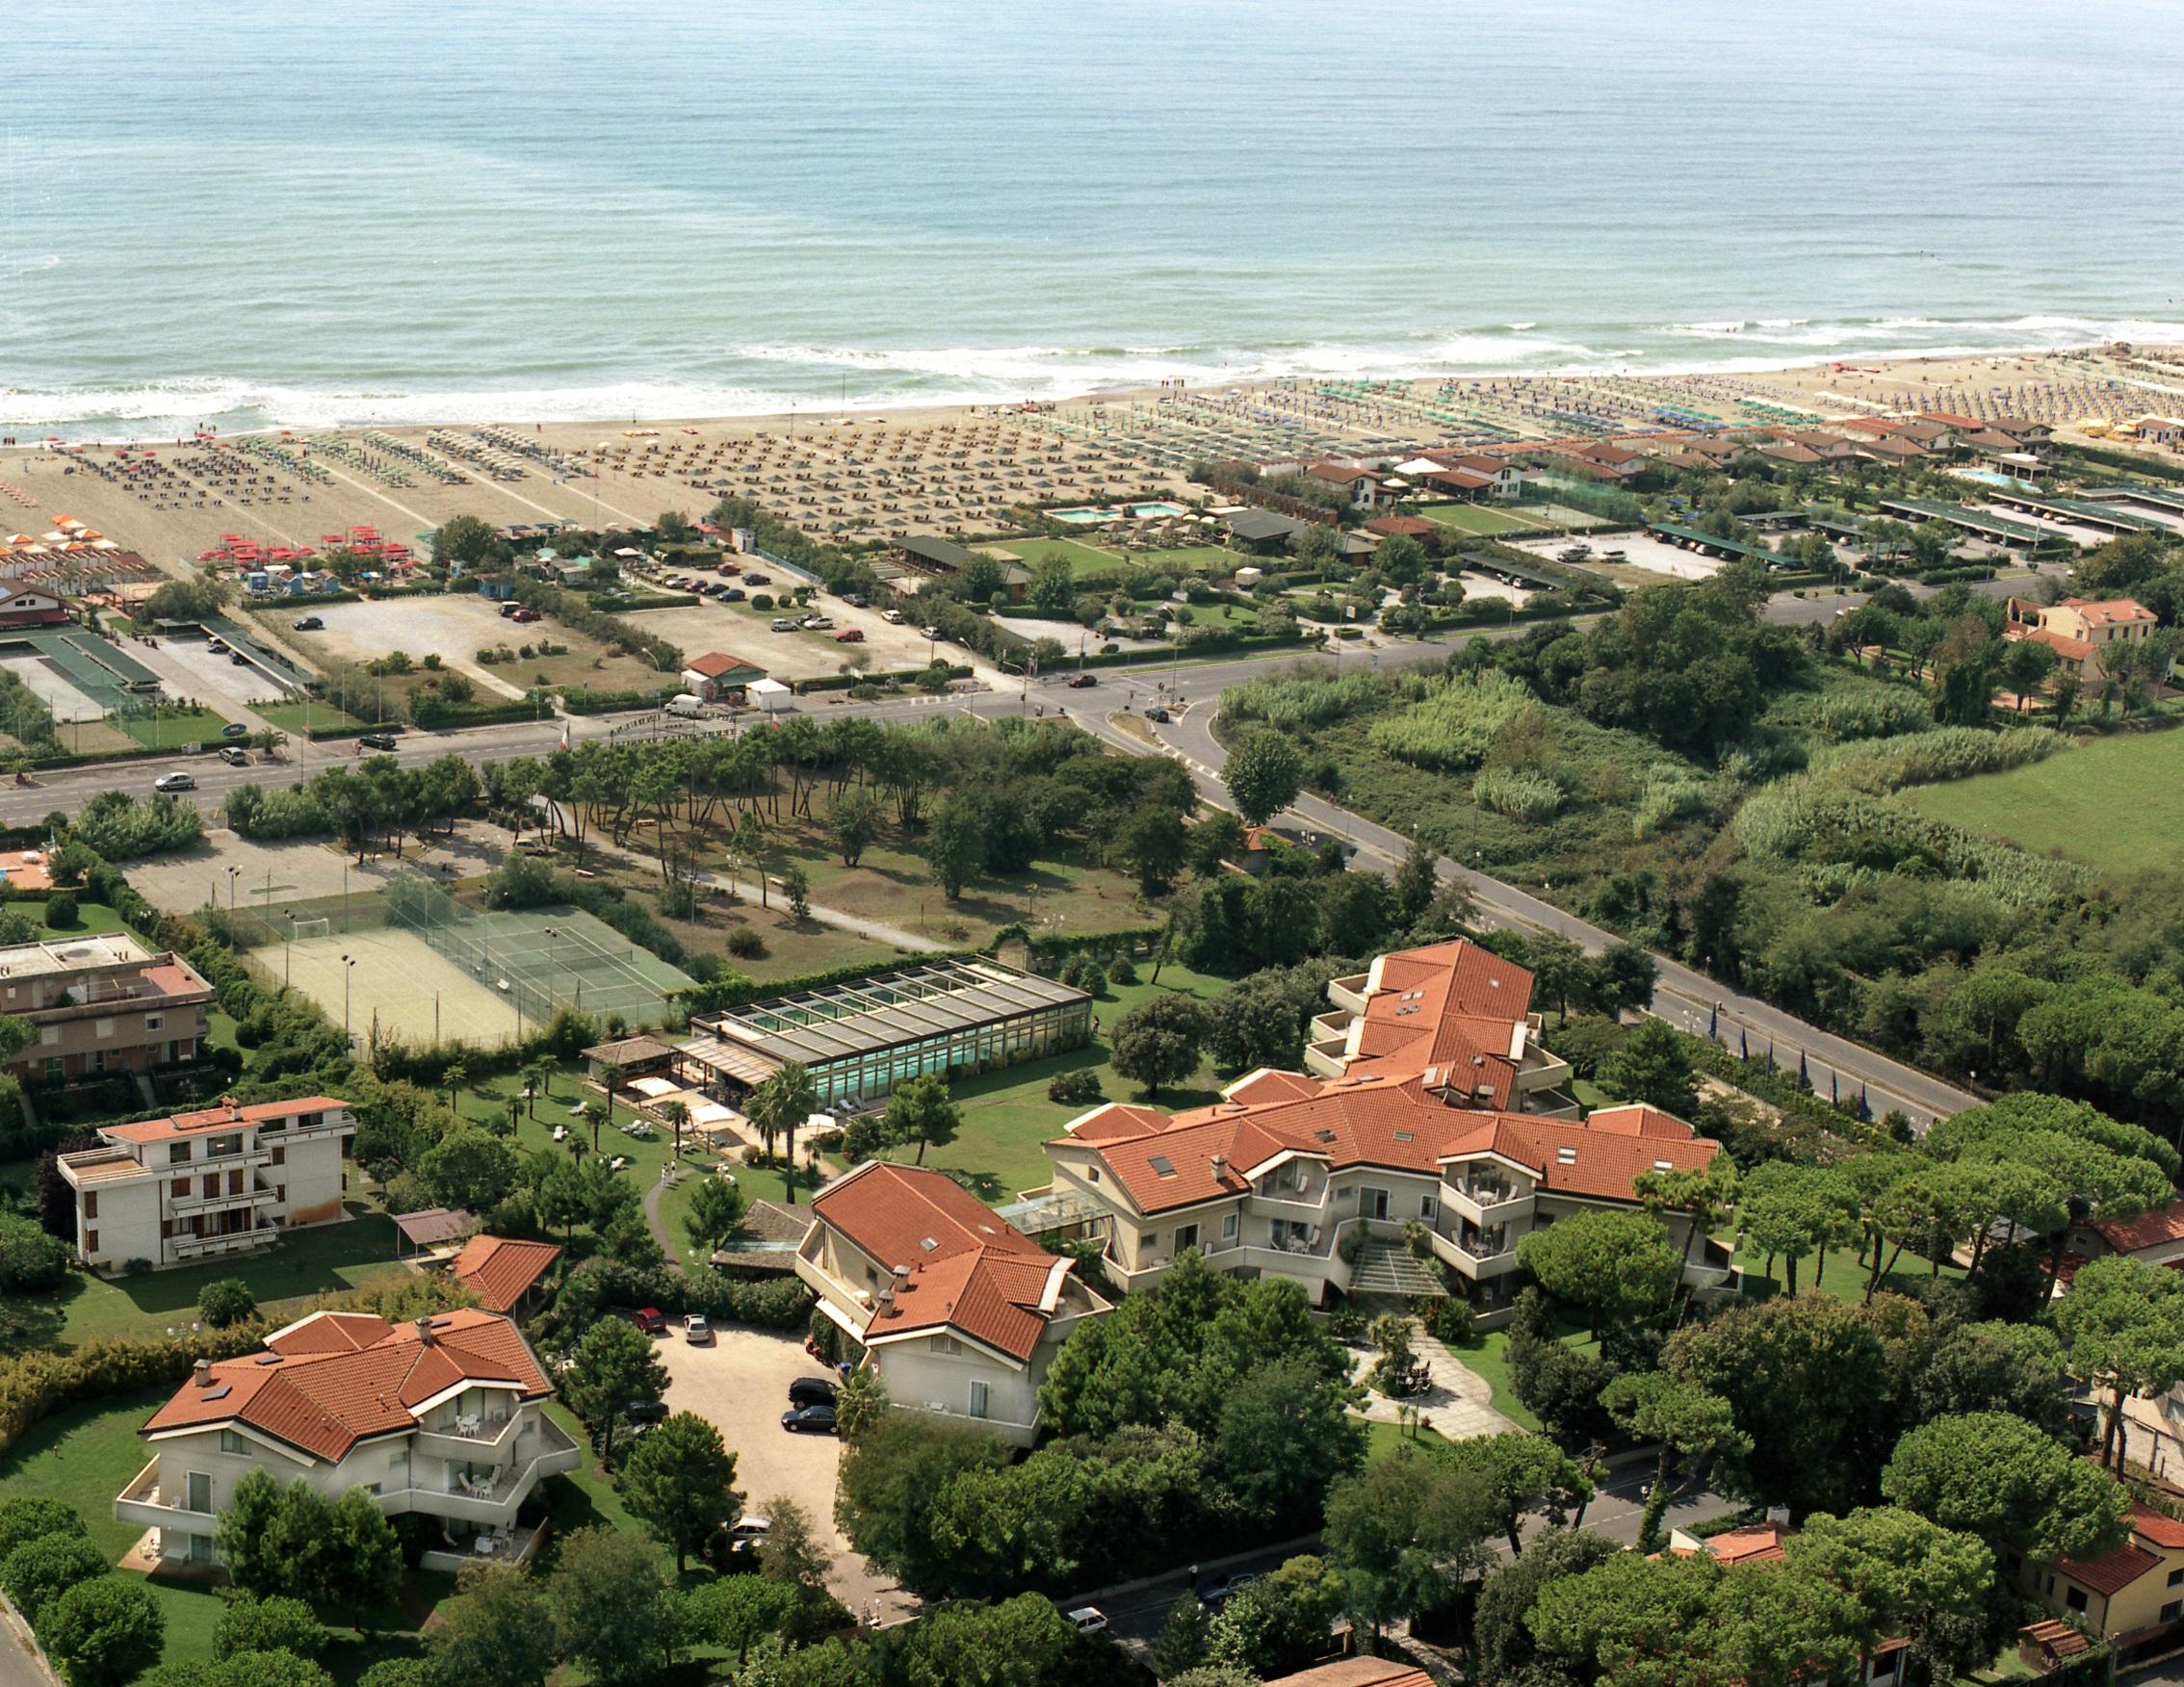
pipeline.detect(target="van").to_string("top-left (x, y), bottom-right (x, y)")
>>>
top-left (664, 694), bottom-right (706, 718)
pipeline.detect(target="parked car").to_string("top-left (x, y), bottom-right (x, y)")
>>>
top-left (1068, 1608), bottom-right (1109, 1636)
top-left (683, 1313), bottom-right (713, 1343)
top-left (359, 732), bottom-right (398, 751)
top-left (921, 625), bottom-right (942, 639)
top-left (153, 771), bottom-right (195, 792)
top-left (715, 560), bottom-right (742, 576)
top-left (500, 601), bottom-right (522, 617)
top-left (743, 572), bottom-right (771, 585)
top-left (780, 1402), bottom-right (838, 1435)
top-left (719, 587), bottom-right (746, 602)
top-left (510, 608), bottom-right (542, 623)
top-left (881, 608), bottom-right (905, 624)
top-left (787, 1377), bottom-right (839, 1409)
top-left (629, 1306), bottom-right (668, 1336)
top-left (841, 592), bottom-right (867, 609)
top-left (1144, 706), bottom-right (1170, 723)
top-left (624, 1398), bottom-right (668, 1429)
top-left (219, 746), bottom-right (249, 767)
top-left (206, 638), bottom-right (228, 654)
top-left (834, 629), bottom-right (865, 643)
top-left (1066, 673), bottom-right (1098, 688)
top-left (230, 653), bottom-right (248, 665)
top-left (1201, 1572), bottom-right (1261, 1610)
top-left (801, 615), bottom-right (834, 631)
top-left (770, 617), bottom-right (800, 633)
top-left (292, 615), bottom-right (324, 631)
top-left (725, 1515), bottom-right (769, 1549)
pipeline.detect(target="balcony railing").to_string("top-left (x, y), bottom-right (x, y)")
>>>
top-left (170, 1225), bottom-right (280, 1259)
top-left (169, 1181), bottom-right (278, 1215)
top-left (115, 1458), bottom-right (216, 1530)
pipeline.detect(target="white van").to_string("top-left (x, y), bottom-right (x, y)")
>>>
top-left (664, 693), bottom-right (707, 718)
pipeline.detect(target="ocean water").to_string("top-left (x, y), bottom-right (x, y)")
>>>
top-left (3, 0), bottom-right (2182, 438)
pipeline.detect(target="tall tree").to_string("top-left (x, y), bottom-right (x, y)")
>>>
top-left (747, 1060), bottom-right (819, 1201)
top-left (544, 1527), bottom-right (682, 1687)
top-left (1881, 1411), bottom-right (2130, 1564)
top-left (682, 1174), bottom-right (749, 1261)
top-left (2052, 1255), bottom-right (2184, 1469)
top-left (1601, 1373), bottom-right (1749, 1550)
top-left (1221, 728), bottom-right (1304, 827)
top-left (882, 1074), bottom-right (962, 1167)
top-left (1517, 1208), bottom-right (1680, 1337)
top-left (563, 1316), bottom-right (668, 1469)
top-left (1322, 1445), bottom-right (1495, 1640)
top-left (620, 1413), bottom-right (741, 1572)
top-left (1440, 1432), bottom-right (1595, 1556)
top-left (1107, 995), bottom-right (1209, 1098)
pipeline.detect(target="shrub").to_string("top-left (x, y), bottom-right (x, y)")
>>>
top-left (725, 928), bottom-right (768, 961)
top-left (213, 1593), bottom-right (326, 1662)
top-left (37, 1573), bottom-right (165, 1686)
top-left (1366, 670), bottom-right (1535, 771)
top-left (1105, 954), bottom-right (1137, 985)
top-left (1047, 1069), bottom-right (1105, 1105)
top-left (1471, 766), bottom-right (1566, 822)
top-left (0, 1532), bottom-right (109, 1627)
top-left (198, 1278), bottom-right (258, 1330)
top-left (0, 1217), bottom-right (69, 1292)
top-left (0, 1499), bottom-right (86, 1565)
top-left (42, 892), bottom-right (77, 930)
top-left (1632, 768), bottom-right (1713, 840)
top-left (751, 594), bottom-right (775, 611)
top-left (1057, 954), bottom-right (1105, 995)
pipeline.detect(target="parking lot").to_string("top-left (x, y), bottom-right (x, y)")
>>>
top-left (633, 563), bottom-right (999, 682)
top-left (657, 1325), bottom-right (916, 1623)
top-left (282, 595), bottom-right (540, 699)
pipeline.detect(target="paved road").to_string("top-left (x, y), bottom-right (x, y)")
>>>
top-left (1069, 1466), bottom-right (1737, 1647)
top-left (0, 1598), bottom-right (51, 1687)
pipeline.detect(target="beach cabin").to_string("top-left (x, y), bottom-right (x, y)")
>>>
top-left (476, 573), bottom-right (515, 603)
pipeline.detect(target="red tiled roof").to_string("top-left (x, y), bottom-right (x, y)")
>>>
top-left (2094, 1204), bottom-right (2184, 1255)
top-left (1690, 1522), bottom-right (1791, 1566)
top-left (1425, 468), bottom-right (1495, 491)
top-left (143, 1309), bottom-right (552, 1463)
top-left (2058, 1539), bottom-right (2161, 1597)
top-left (449, 1235), bottom-right (563, 1313)
top-left (1365, 517), bottom-right (1437, 539)
top-left (687, 650), bottom-right (767, 678)
top-left (140, 962), bottom-right (210, 999)
top-left (105, 1094), bottom-right (349, 1145)
top-left (2060, 597), bottom-right (2157, 626)
top-left (2007, 624), bottom-right (2093, 663)
top-left (2131, 1504), bottom-right (2184, 1551)
top-left (1268, 1662), bottom-right (1433, 1687)
top-left (812, 1162), bottom-right (1066, 1362)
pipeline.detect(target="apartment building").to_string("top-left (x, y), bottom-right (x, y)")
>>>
top-left (56, 1094), bottom-right (355, 1272)
top-left (0, 933), bottom-right (214, 1084)
top-left (117, 1308), bottom-right (580, 1572)
top-left (1042, 940), bottom-right (1733, 1311)
top-left (796, 1160), bottom-right (1108, 1445)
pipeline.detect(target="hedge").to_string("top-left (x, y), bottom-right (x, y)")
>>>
top-left (793, 664), bottom-right (971, 695)
top-left (409, 696), bottom-right (544, 731)
top-left (1075, 630), bottom-right (1311, 670)
top-left (559, 688), bottom-right (671, 715)
top-left (676, 949), bottom-right (983, 1012)
top-left (303, 721), bottom-right (403, 743)
top-left (0, 1325), bottom-right (272, 1461)
top-left (599, 592), bottom-right (702, 612)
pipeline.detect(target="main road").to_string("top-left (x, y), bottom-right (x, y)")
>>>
top-left (3, 578), bottom-right (1984, 1124)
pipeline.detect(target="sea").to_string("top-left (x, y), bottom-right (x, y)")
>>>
top-left (4, 0), bottom-right (2184, 440)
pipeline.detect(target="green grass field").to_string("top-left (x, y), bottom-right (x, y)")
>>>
top-left (868, 962), bottom-right (1229, 1202)
top-left (119, 708), bottom-right (233, 750)
top-left (1904, 729), bottom-right (2183, 875)
top-left (1001, 537), bottom-right (1236, 578)
top-left (1417, 503), bottom-right (1530, 537)
top-left (258, 699), bottom-right (372, 735)
top-left (1001, 537), bottom-right (1127, 578)
top-left (14, 898), bottom-right (127, 940)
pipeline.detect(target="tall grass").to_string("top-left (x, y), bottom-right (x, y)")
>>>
top-left (1366, 670), bottom-right (1535, 771)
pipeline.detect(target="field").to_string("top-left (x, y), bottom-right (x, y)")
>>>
top-left (1417, 502), bottom-right (1533, 537)
top-left (117, 706), bottom-right (235, 750)
top-left (1001, 537), bottom-right (1236, 578)
top-left (1904, 728), bottom-right (2182, 874)
top-left (999, 536), bottom-right (1125, 577)
top-left (866, 962), bottom-right (1228, 1201)
top-left (257, 698), bottom-right (373, 734)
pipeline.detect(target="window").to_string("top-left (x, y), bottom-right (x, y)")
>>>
top-left (1870, 1651), bottom-right (1899, 1679)
top-left (2066, 1587), bottom-right (2088, 1613)
top-left (1086, 1168), bottom-right (1100, 1184)
top-left (2171, 1568), bottom-right (2184, 1588)
top-left (220, 1430), bottom-right (250, 1455)
top-left (171, 1180), bottom-right (189, 1199)
top-left (169, 1143), bottom-right (193, 1165)
top-left (2165, 1600), bottom-right (2183, 1624)
top-left (933, 1336), bottom-right (961, 1356)
top-left (1174, 1224), bottom-right (1199, 1254)
top-left (209, 1134), bottom-right (242, 1159)
top-left (144, 1015), bottom-right (164, 1033)
top-left (202, 1175), bottom-right (218, 1199)
top-left (93, 1017), bottom-right (114, 1039)
top-left (160, 1219), bottom-right (174, 1239)
top-left (41, 1057), bottom-right (62, 1081)
top-left (85, 1229), bottom-right (97, 1254)
top-left (968, 1381), bottom-right (990, 1419)
top-left (275, 1184), bottom-right (286, 1203)
top-left (1221, 1213), bottom-right (1237, 1241)
top-left (38, 1025), bottom-right (57, 1046)
top-left (1420, 1195), bottom-right (1439, 1221)
top-left (270, 1146), bottom-right (284, 1167)
top-left (83, 1191), bottom-right (97, 1220)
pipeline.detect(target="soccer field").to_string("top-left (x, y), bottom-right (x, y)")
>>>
top-left (1904, 729), bottom-right (2184, 875)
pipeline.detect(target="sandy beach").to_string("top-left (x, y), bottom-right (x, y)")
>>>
top-left (3, 345), bottom-right (2180, 587)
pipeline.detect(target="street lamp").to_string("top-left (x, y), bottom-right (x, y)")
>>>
top-left (339, 954), bottom-right (355, 1042)
top-left (282, 911), bottom-right (294, 987)
top-left (225, 866), bottom-right (240, 913)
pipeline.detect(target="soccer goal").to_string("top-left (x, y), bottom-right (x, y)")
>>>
top-left (289, 916), bottom-right (333, 941)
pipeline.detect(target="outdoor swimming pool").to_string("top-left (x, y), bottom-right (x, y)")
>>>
top-left (1049, 501), bottom-right (1188, 524)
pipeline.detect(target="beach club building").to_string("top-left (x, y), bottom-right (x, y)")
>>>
top-left (56, 1094), bottom-right (356, 1272)
top-left (797, 1161), bottom-right (1109, 1444)
top-left (117, 1308), bottom-right (580, 1572)
top-left (678, 958), bottom-right (1093, 1114)
top-left (1041, 940), bottom-right (1735, 1312)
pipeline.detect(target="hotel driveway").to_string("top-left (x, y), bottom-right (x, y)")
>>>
top-left (657, 1325), bottom-right (916, 1624)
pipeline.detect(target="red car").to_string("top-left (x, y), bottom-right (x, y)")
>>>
top-left (715, 560), bottom-right (742, 576)
top-left (630, 1307), bottom-right (667, 1336)
top-left (510, 608), bottom-right (542, 624)
top-left (834, 629), bottom-right (865, 643)
top-left (1066, 672), bottom-right (1098, 688)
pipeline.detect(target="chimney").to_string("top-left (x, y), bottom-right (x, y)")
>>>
top-left (414, 1316), bottom-right (435, 1347)
top-left (192, 1360), bottom-right (213, 1388)
top-left (224, 1094), bottom-right (241, 1121)
top-left (1209, 1153), bottom-right (1227, 1182)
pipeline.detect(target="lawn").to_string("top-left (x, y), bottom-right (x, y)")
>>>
top-left (1000, 536), bottom-right (1125, 578)
top-left (1726, 1226), bottom-right (1963, 1304)
top-left (258, 699), bottom-right (373, 735)
top-left (868, 962), bottom-right (1230, 1202)
top-left (1904, 727), bottom-right (2184, 875)
top-left (0, 1389), bottom-right (446, 1682)
top-left (1443, 1315), bottom-right (1599, 1433)
top-left (1417, 503), bottom-right (1530, 537)
top-left (41, 1206), bottom-right (413, 1348)
top-left (16, 898), bottom-right (127, 940)
top-left (119, 707), bottom-right (234, 750)
top-left (1363, 1417), bottom-right (1450, 1461)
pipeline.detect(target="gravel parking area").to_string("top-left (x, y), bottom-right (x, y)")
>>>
top-left (285, 596), bottom-right (532, 698)
top-left (658, 1326), bottom-right (916, 1622)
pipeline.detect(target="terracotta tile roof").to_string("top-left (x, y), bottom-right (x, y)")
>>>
top-left (1691, 1522), bottom-right (1791, 1566)
top-left (2058, 1539), bottom-right (2160, 1597)
top-left (2061, 597), bottom-right (2157, 626)
top-left (1760, 441), bottom-right (1825, 464)
top-left (1365, 517), bottom-right (1437, 539)
top-left (2094, 1204), bottom-right (2184, 1255)
top-left (686, 650), bottom-right (767, 678)
top-left (2007, 624), bottom-right (2093, 663)
top-left (1267, 1662), bottom-right (1433, 1687)
top-left (1426, 467), bottom-right (1495, 491)
top-left (812, 1162), bottom-right (1068, 1362)
top-left (143, 1309), bottom-right (553, 1463)
top-left (105, 1094), bottom-right (350, 1145)
top-left (2021, 1620), bottom-right (2093, 1659)
top-left (449, 1235), bottom-right (563, 1313)
top-left (1223, 1069), bottom-right (1325, 1105)
top-left (2131, 1504), bottom-right (2184, 1551)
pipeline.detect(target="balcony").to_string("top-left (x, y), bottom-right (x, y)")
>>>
top-left (1327, 975), bottom-right (1369, 1015)
top-left (115, 1458), bottom-right (216, 1532)
top-left (1441, 1181), bottom-right (1535, 1227)
top-left (1428, 1229), bottom-right (1521, 1280)
top-left (170, 1225), bottom-right (281, 1261)
top-left (414, 1412), bottom-right (525, 1464)
top-left (1248, 1186), bottom-right (1329, 1219)
top-left (169, 1181), bottom-right (279, 1216)
top-left (394, 1417), bottom-right (582, 1525)
top-left (1303, 1040), bottom-right (1350, 1080)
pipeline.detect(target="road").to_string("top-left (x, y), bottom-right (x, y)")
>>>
top-left (6, 579), bottom-right (1993, 1123)
top-left (1068, 1465), bottom-right (1738, 1647)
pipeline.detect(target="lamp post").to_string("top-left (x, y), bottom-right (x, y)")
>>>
top-left (282, 911), bottom-right (294, 987)
top-left (225, 866), bottom-right (240, 913)
top-left (339, 954), bottom-right (355, 1043)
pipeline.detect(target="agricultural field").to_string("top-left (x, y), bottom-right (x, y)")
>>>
top-left (1903, 728), bottom-right (2182, 875)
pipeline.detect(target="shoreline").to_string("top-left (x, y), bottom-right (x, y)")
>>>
top-left (7, 335), bottom-right (2182, 448)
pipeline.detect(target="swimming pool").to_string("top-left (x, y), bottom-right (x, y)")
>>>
top-left (1951, 468), bottom-right (2040, 491)
top-left (1049, 501), bottom-right (1188, 524)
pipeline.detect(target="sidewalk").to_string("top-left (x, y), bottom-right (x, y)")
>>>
top-left (1349, 1332), bottom-right (1521, 1441)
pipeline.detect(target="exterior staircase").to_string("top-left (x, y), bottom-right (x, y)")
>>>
top-left (1347, 1236), bottom-right (1447, 1299)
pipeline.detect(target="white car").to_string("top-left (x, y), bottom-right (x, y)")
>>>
top-left (881, 608), bottom-right (904, 624)
top-left (1067, 1607), bottom-right (1108, 1636)
top-left (727, 1515), bottom-right (769, 1545)
top-left (683, 1314), bottom-right (713, 1344)
top-left (153, 771), bottom-right (196, 792)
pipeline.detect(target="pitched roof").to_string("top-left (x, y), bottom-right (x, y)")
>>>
top-left (2058, 1538), bottom-right (2161, 1597)
top-left (143, 1309), bottom-right (553, 1463)
top-left (2132, 1504), bottom-right (2184, 1551)
top-left (2007, 624), bottom-right (2093, 663)
top-left (449, 1235), bottom-right (563, 1313)
top-left (811, 1162), bottom-right (1071, 1362)
top-left (2060, 597), bottom-right (2157, 626)
top-left (1267, 1661), bottom-right (1433, 1687)
top-left (685, 651), bottom-right (767, 680)
top-left (2094, 1204), bottom-right (2184, 1255)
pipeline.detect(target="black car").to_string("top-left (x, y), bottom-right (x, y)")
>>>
top-left (743, 572), bottom-right (771, 585)
top-left (781, 1402), bottom-right (838, 1435)
top-left (292, 615), bottom-right (324, 632)
top-left (1144, 707), bottom-right (1170, 723)
top-left (625, 1398), bottom-right (668, 1428)
top-left (358, 732), bottom-right (398, 751)
top-left (841, 592), bottom-right (867, 609)
top-left (788, 1377), bottom-right (839, 1409)
top-left (719, 587), bottom-right (746, 602)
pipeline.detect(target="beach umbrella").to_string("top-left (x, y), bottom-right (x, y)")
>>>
top-left (1706, 1002), bottom-right (1718, 1042)
top-left (1798, 1050), bottom-right (1809, 1088)
top-left (1830, 1071), bottom-right (1839, 1105)
top-left (1738, 1027), bottom-right (1749, 1061)
top-left (1857, 1083), bottom-right (1872, 1123)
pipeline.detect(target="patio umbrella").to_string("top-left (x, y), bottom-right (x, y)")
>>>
top-left (1738, 1027), bottom-right (1749, 1061)
top-left (1857, 1083), bottom-right (1871, 1123)
top-left (1706, 1002), bottom-right (1718, 1041)
top-left (1798, 1050), bottom-right (1809, 1088)
top-left (1830, 1071), bottom-right (1839, 1105)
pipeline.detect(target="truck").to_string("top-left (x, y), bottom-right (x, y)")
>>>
top-left (664, 694), bottom-right (707, 718)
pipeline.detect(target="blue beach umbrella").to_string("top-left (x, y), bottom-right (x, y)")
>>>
top-left (1738, 1027), bottom-right (1749, 1061)
top-left (1707, 1002), bottom-right (1719, 1041)
top-left (1798, 1050), bottom-right (1809, 1088)
top-left (1831, 1071), bottom-right (1839, 1105)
